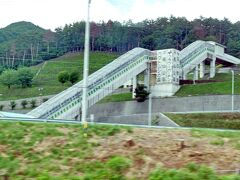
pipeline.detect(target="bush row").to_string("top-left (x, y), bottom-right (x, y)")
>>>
top-left (0, 98), bottom-right (49, 111)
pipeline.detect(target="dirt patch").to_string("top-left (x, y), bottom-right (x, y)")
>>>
top-left (57, 127), bottom-right (72, 135)
top-left (34, 137), bottom-right (67, 152)
top-left (23, 134), bottom-right (31, 143)
top-left (0, 144), bottom-right (8, 158)
top-left (91, 128), bottom-right (240, 179)
top-left (0, 144), bottom-right (7, 153)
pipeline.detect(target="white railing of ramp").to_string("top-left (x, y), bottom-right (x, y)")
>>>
top-left (216, 53), bottom-right (240, 64)
top-left (180, 41), bottom-right (215, 67)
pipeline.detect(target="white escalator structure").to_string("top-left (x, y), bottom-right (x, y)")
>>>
top-left (28, 48), bottom-right (150, 120)
top-left (180, 40), bottom-right (214, 75)
top-left (27, 40), bottom-right (240, 120)
top-left (180, 40), bottom-right (240, 76)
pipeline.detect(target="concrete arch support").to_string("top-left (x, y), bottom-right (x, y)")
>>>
top-left (210, 56), bottom-right (216, 78)
top-left (194, 65), bottom-right (199, 81)
top-left (200, 61), bottom-right (205, 79)
top-left (132, 76), bottom-right (137, 99)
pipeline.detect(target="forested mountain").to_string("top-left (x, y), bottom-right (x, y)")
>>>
top-left (0, 21), bottom-right (56, 68)
top-left (1, 17), bottom-right (240, 69)
top-left (56, 16), bottom-right (240, 57)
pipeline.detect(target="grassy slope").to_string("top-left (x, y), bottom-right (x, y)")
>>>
top-left (0, 121), bottom-right (239, 179)
top-left (176, 73), bottom-right (240, 97)
top-left (98, 92), bottom-right (132, 103)
top-left (0, 52), bottom-right (118, 101)
top-left (100, 73), bottom-right (240, 103)
top-left (166, 112), bottom-right (240, 130)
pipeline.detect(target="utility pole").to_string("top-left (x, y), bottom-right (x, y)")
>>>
top-left (231, 70), bottom-right (234, 112)
top-left (81, 0), bottom-right (91, 129)
top-left (147, 62), bottom-right (152, 126)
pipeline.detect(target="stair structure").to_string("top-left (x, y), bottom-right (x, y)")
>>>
top-left (27, 40), bottom-right (240, 120)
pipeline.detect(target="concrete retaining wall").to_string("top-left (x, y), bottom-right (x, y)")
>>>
top-left (0, 95), bottom-right (54, 111)
top-left (89, 95), bottom-right (240, 117)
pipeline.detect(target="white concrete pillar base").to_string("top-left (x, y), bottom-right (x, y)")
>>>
top-left (200, 61), bottom-right (205, 79)
top-left (210, 57), bottom-right (216, 78)
top-left (194, 65), bottom-right (199, 81)
top-left (132, 76), bottom-right (137, 99)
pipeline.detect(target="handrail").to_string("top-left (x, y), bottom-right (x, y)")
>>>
top-left (180, 42), bottom-right (215, 67)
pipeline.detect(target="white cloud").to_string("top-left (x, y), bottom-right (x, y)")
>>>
top-left (0, 0), bottom-right (240, 30)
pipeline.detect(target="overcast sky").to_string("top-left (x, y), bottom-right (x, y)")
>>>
top-left (1, 0), bottom-right (240, 31)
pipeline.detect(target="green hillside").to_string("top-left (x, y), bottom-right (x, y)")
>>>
top-left (176, 73), bottom-right (240, 97)
top-left (0, 21), bottom-right (46, 50)
top-left (0, 21), bottom-right (57, 67)
top-left (166, 112), bottom-right (240, 130)
top-left (0, 21), bottom-right (45, 43)
top-left (0, 52), bottom-right (118, 100)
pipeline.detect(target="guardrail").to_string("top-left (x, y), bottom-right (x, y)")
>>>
top-left (0, 116), bottom-right (239, 133)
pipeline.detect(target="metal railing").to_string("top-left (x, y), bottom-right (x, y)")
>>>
top-left (180, 41), bottom-right (215, 67)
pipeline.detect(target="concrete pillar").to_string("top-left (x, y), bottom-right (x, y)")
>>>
top-left (182, 72), bottom-right (187, 80)
top-left (132, 76), bottom-right (137, 98)
top-left (210, 57), bottom-right (216, 78)
top-left (144, 68), bottom-right (150, 91)
top-left (144, 70), bottom-right (149, 89)
top-left (194, 65), bottom-right (199, 81)
top-left (200, 61), bottom-right (205, 78)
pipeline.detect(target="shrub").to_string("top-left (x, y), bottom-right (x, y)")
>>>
top-left (58, 71), bottom-right (69, 85)
top-left (149, 164), bottom-right (218, 180)
top-left (0, 104), bottom-right (4, 111)
top-left (42, 98), bottom-right (49, 103)
top-left (9, 101), bottom-right (16, 110)
top-left (30, 99), bottom-right (37, 108)
top-left (69, 71), bottom-right (79, 84)
top-left (21, 100), bottom-right (28, 109)
top-left (152, 115), bottom-right (160, 126)
top-left (106, 156), bottom-right (131, 172)
top-left (210, 139), bottom-right (225, 146)
top-left (134, 84), bottom-right (149, 102)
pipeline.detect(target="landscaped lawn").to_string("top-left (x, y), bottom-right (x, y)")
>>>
top-left (166, 112), bottom-right (240, 130)
top-left (98, 92), bottom-right (133, 103)
top-left (176, 73), bottom-right (240, 97)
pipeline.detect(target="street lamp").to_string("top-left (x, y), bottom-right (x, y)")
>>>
top-left (81, 0), bottom-right (91, 125)
top-left (231, 70), bottom-right (234, 112)
top-left (147, 62), bottom-right (152, 126)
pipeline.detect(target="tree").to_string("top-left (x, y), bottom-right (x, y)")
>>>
top-left (58, 71), bottom-right (69, 84)
top-left (69, 71), bottom-right (79, 84)
top-left (0, 69), bottom-right (18, 89)
top-left (17, 68), bottom-right (34, 88)
top-left (43, 30), bottom-right (56, 53)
